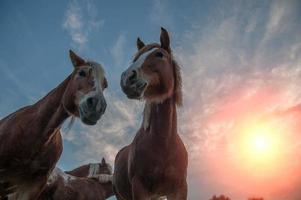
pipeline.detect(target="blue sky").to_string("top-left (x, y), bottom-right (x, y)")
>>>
top-left (1, 0), bottom-right (301, 199)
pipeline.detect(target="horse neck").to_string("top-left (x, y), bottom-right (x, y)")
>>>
top-left (32, 75), bottom-right (72, 141)
top-left (142, 97), bottom-right (177, 141)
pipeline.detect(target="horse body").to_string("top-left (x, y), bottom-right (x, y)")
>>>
top-left (113, 28), bottom-right (188, 200)
top-left (0, 78), bottom-right (70, 199)
top-left (0, 50), bottom-right (107, 200)
top-left (115, 99), bottom-right (188, 199)
top-left (39, 159), bottom-right (114, 200)
top-left (66, 162), bottom-right (108, 178)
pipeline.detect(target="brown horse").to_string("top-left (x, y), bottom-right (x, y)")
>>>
top-left (0, 50), bottom-right (108, 200)
top-left (66, 158), bottom-right (112, 178)
top-left (113, 28), bottom-right (188, 200)
top-left (38, 158), bottom-right (114, 200)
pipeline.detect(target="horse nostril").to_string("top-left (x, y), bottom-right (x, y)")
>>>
top-left (87, 97), bottom-right (98, 108)
top-left (128, 70), bottom-right (137, 82)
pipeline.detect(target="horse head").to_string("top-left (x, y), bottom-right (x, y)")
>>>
top-left (120, 27), bottom-right (182, 105)
top-left (62, 50), bottom-right (108, 125)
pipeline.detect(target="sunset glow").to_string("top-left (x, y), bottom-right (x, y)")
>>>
top-left (231, 118), bottom-right (288, 177)
top-left (240, 121), bottom-right (284, 166)
top-left (2, 0), bottom-right (301, 199)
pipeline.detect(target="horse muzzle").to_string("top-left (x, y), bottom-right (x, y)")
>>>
top-left (79, 94), bottom-right (106, 125)
top-left (121, 71), bottom-right (147, 99)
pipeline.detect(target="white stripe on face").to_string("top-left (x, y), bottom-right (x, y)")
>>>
top-left (131, 48), bottom-right (158, 69)
top-left (79, 63), bottom-right (105, 112)
top-left (122, 48), bottom-right (158, 86)
top-left (92, 67), bottom-right (101, 92)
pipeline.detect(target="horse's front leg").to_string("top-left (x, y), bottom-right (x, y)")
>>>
top-left (132, 176), bottom-right (150, 200)
top-left (166, 181), bottom-right (187, 200)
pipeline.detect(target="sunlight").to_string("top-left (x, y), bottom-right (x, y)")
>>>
top-left (232, 118), bottom-right (288, 176)
top-left (244, 123), bottom-right (278, 161)
top-left (252, 134), bottom-right (269, 153)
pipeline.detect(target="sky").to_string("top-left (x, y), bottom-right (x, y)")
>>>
top-left (1, 0), bottom-right (301, 199)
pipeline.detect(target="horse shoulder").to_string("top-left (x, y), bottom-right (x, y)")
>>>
top-left (37, 130), bottom-right (63, 168)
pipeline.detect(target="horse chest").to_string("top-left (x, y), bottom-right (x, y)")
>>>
top-left (131, 136), bottom-right (187, 194)
top-left (133, 149), bottom-right (181, 191)
top-left (140, 164), bottom-right (181, 195)
top-left (11, 131), bottom-right (62, 180)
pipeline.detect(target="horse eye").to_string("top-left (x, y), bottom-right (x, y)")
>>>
top-left (78, 70), bottom-right (86, 77)
top-left (155, 52), bottom-right (163, 58)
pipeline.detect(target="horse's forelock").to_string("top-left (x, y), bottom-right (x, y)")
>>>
top-left (86, 61), bottom-right (105, 80)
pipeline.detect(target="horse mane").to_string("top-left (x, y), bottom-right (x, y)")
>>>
top-left (134, 43), bottom-right (183, 106)
top-left (172, 59), bottom-right (183, 106)
top-left (86, 61), bottom-right (106, 80)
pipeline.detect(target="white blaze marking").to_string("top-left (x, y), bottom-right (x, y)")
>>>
top-left (131, 48), bottom-right (158, 70)
top-left (122, 48), bottom-right (158, 86)
top-left (79, 61), bottom-right (105, 112)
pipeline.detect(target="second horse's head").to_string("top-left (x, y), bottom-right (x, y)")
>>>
top-left (62, 50), bottom-right (108, 125)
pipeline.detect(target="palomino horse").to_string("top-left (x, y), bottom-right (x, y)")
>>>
top-left (0, 50), bottom-right (108, 200)
top-left (113, 28), bottom-right (188, 200)
top-left (38, 158), bottom-right (114, 200)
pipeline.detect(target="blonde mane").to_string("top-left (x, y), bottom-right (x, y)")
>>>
top-left (86, 61), bottom-right (105, 80)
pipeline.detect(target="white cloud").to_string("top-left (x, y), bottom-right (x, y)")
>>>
top-left (110, 34), bottom-right (126, 67)
top-left (150, 0), bottom-right (173, 27)
top-left (63, 0), bottom-right (104, 49)
top-left (174, 1), bottom-right (301, 199)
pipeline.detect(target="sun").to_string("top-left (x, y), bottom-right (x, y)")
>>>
top-left (251, 133), bottom-right (270, 153)
top-left (232, 119), bottom-right (286, 172)
top-left (244, 124), bottom-right (276, 158)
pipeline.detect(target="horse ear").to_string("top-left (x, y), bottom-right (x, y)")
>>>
top-left (160, 27), bottom-right (171, 53)
top-left (136, 37), bottom-right (145, 50)
top-left (101, 157), bottom-right (106, 164)
top-left (69, 50), bottom-right (86, 68)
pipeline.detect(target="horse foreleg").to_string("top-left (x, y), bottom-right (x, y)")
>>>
top-left (166, 181), bottom-right (187, 200)
top-left (131, 176), bottom-right (150, 200)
